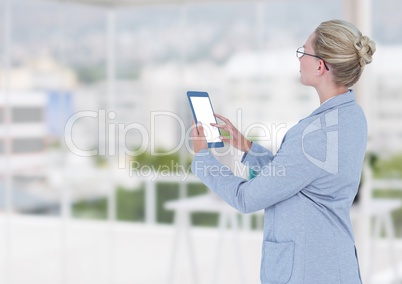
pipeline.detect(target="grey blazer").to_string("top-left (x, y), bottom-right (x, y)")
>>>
top-left (191, 90), bottom-right (365, 283)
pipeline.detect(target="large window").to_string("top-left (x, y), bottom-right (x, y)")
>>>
top-left (2, 0), bottom-right (401, 234)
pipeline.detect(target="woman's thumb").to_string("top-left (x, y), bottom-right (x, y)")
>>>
top-left (197, 121), bottom-right (204, 135)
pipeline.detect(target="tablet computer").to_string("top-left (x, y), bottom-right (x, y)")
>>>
top-left (187, 91), bottom-right (224, 148)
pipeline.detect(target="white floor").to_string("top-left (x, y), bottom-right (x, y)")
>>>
top-left (0, 215), bottom-right (262, 284)
top-left (0, 215), bottom-right (401, 284)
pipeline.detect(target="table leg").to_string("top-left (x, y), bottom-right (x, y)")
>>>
top-left (167, 211), bottom-right (199, 284)
top-left (212, 212), bottom-right (227, 284)
top-left (366, 214), bottom-right (382, 284)
top-left (184, 212), bottom-right (199, 284)
top-left (167, 211), bottom-right (183, 284)
top-left (384, 213), bottom-right (400, 282)
top-left (230, 213), bottom-right (246, 284)
top-left (212, 213), bottom-right (246, 284)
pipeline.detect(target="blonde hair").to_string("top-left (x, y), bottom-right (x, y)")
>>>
top-left (313, 19), bottom-right (376, 87)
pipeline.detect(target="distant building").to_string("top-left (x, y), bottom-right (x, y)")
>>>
top-left (0, 56), bottom-right (77, 214)
top-left (0, 91), bottom-right (54, 214)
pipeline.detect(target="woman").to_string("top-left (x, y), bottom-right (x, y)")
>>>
top-left (190, 19), bottom-right (376, 283)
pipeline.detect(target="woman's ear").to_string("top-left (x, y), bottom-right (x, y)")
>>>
top-left (316, 60), bottom-right (326, 76)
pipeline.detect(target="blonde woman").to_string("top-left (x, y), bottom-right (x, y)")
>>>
top-left (190, 19), bottom-right (376, 283)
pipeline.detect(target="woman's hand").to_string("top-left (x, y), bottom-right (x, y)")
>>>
top-left (191, 121), bottom-right (208, 154)
top-left (212, 113), bottom-right (252, 153)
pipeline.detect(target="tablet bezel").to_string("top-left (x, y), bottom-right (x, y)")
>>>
top-left (187, 91), bottom-right (224, 148)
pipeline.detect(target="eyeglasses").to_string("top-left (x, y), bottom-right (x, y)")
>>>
top-left (296, 47), bottom-right (329, 71)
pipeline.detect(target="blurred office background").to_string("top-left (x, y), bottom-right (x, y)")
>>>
top-left (0, 0), bottom-right (402, 283)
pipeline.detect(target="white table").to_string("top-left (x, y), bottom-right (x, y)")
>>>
top-left (165, 194), bottom-right (250, 284)
top-left (351, 199), bottom-right (402, 283)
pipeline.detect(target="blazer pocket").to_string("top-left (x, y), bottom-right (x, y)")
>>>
top-left (261, 240), bottom-right (295, 284)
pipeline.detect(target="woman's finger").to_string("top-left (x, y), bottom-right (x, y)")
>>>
top-left (215, 115), bottom-right (229, 124)
top-left (210, 122), bottom-right (232, 133)
top-left (214, 113), bottom-right (229, 122)
top-left (197, 122), bottom-right (206, 137)
top-left (214, 113), bottom-right (226, 120)
top-left (211, 123), bottom-right (229, 129)
top-left (220, 136), bottom-right (231, 143)
top-left (214, 113), bottom-right (233, 126)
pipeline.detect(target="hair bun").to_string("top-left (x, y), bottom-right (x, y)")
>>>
top-left (354, 35), bottom-right (376, 67)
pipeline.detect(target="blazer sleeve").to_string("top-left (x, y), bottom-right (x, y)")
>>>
top-left (240, 142), bottom-right (275, 176)
top-left (191, 128), bottom-right (325, 214)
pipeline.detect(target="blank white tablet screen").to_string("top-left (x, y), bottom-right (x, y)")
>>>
top-left (190, 96), bottom-right (221, 143)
